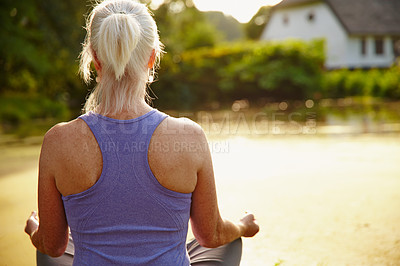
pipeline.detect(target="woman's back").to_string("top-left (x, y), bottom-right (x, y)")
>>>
top-left (53, 108), bottom-right (200, 197)
top-left (55, 109), bottom-right (200, 265)
top-left (24, 1), bottom-right (258, 264)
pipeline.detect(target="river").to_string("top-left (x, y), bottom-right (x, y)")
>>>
top-left (1, 104), bottom-right (399, 265)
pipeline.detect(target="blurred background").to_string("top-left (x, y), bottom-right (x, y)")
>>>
top-left (0, 0), bottom-right (399, 265)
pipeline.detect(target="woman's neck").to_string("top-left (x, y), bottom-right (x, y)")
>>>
top-left (99, 100), bottom-right (153, 120)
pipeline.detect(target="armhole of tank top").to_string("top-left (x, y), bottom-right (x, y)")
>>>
top-left (62, 116), bottom-right (107, 200)
top-left (145, 116), bottom-right (192, 198)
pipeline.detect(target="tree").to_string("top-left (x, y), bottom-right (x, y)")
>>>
top-left (0, 0), bottom-right (90, 129)
top-left (204, 11), bottom-right (244, 42)
top-left (244, 6), bottom-right (271, 40)
top-left (152, 0), bottom-right (218, 53)
top-left (0, 0), bottom-right (87, 99)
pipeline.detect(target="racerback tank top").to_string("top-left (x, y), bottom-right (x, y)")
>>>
top-left (62, 109), bottom-right (192, 265)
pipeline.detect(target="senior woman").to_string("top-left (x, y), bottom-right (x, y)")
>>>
top-left (24, 0), bottom-right (259, 265)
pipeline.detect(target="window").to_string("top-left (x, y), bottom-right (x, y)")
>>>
top-left (375, 38), bottom-right (384, 55)
top-left (308, 12), bottom-right (315, 22)
top-left (393, 39), bottom-right (400, 57)
top-left (361, 38), bottom-right (367, 56)
top-left (283, 14), bottom-right (289, 25)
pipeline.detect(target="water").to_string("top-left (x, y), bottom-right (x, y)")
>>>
top-left (1, 100), bottom-right (400, 265)
top-left (210, 135), bottom-right (400, 265)
top-left (182, 98), bottom-right (400, 137)
top-left (191, 99), bottom-right (400, 265)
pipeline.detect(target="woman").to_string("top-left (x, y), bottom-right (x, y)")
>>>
top-left (24, 0), bottom-right (259, 265)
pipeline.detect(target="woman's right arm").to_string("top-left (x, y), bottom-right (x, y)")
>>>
top-left (189, 126), bottom-right (259, 248)
top-left (25, 126), bottom-right (69, 257)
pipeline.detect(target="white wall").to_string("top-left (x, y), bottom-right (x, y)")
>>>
top-left (261, 2), bottom-right (348, 68)
top-left (346, 36), bottom-right (395, 68)
top-left (261, 2), bottom-right (395, 69)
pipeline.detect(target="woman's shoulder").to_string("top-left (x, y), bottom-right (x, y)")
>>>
top-left (42, 118), bottom-right (91, 150)
top-left (158, 115), bottom-right (207, 142)
top-left (149, 115), bottom-right (207, 193)
top-left (38, 119), bottom-right (94, 176)
top-left (151, 115), bottom-right (210, 160)
top-left (45, 118), bottom-right (87, 138)
top-left (160, 112), bottom-right (203, 133)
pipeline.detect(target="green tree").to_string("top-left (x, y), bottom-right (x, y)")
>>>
top-left (244, 6), bottom-right (271, 40)
top-left (0, 0), bottom-right (89, 130)
top-left (0, 0), bottom-right (87, 97)
top-left (204, 11), bottom-right (244, 42)
top-left (152, 0), bottom-right (218, 53)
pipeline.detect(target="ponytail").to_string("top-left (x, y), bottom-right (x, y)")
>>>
top-left (98, 13), bottom-right (141, 80)
top-left (79, 0), bottom-right (163, 115)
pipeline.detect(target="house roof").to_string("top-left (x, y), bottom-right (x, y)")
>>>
top-left (275, 0), bottom-right (400, 36)
top-left (276, 0), bottom-right (319, 8)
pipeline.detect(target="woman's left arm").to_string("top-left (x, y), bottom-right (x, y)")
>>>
top-left (24, 127), bottom-right (69, 257)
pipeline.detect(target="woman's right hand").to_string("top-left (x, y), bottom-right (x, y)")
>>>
top-left (239, 212), bottom-right (259, 238)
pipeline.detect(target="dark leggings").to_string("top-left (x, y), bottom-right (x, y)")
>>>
top-left (37, 235), bottom-right (242, 266)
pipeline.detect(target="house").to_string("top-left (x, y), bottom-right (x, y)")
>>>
top-left (260, 0), bottom-right (400, 69)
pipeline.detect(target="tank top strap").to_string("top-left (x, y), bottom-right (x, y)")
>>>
top-left (78, 110), bottom-right (168, 157)
top-left (78, 112), bottom-right (107, 145)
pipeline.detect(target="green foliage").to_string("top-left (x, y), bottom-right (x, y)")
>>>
top-left (153, 0), bottom-right (219, 53)
top-left (221, 39), bottom-right (325, 99)
top-left (0, 0), bottom-right (88, 135)
top-left (0, 94), bottom-right (70, 136)
top-left (0, 0), bottom-right (86, 98)
top-left (244, 6), bottom-right (271, 40)
top-left (204, 11), bottom-right (244, 42)
top-left (2, 0), bottom-right (399, 131)
top-left (152, 39), bottom-right (325, 110)
top-left (322, 64), bottom-right (400, 99)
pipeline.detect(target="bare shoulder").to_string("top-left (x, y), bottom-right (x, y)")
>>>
top-left (39, 119), bottom-right (84, 177)
top-left (149, 116), bottom-right (209, 193)
top-left (157, 116), bottom-right (206, 142)
top-left (154, 116), bottom-right (210, 156)
top-left (41, 118), bottom-right (95, 166)
top-left (43, 118), bottom-right (89, 146)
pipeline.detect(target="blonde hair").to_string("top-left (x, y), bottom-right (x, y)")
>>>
top-left (79, 0), bottom-right (162, 115)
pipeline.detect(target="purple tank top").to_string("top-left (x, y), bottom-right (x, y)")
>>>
top-left (62, 110), bottom-right (192, 265)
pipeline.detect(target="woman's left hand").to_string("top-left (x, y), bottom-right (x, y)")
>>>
top-left (25, 211), bottom-right (39, 237)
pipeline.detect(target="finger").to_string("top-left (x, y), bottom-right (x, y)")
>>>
top-left (31, 211), bottom-right (38, 219)
top-left (245, 212), bottom-right (255, 220)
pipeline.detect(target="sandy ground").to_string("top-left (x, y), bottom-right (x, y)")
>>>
top-left (0, 145), bottom-right (40, 266)
top-left (211, 135), bottom-right (400, 266)
top-left (1, 134), bottom-right (400, 265)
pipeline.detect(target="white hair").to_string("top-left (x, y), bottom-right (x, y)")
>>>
top-left (79, 0), bottom-right (163, 115)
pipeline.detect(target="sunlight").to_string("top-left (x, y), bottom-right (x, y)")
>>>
top-left (149, 0), bottom-right (283, 23)
top-left (193, 0), bottom-right (283, 23)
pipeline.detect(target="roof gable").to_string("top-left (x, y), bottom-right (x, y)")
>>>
top-left (275, 0), bottom-right (400, 35)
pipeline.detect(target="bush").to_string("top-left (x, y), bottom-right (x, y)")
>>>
top-left (380, 65), bottom-right (400, 98)
top-left (221, 39), bottom-right (324, 100)
top-left (322, 64), bottom-right (400, 99)
top-left (152, 39), bottom-right (325, 110)
top-left (0, 94), bottom-right (70, 135)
